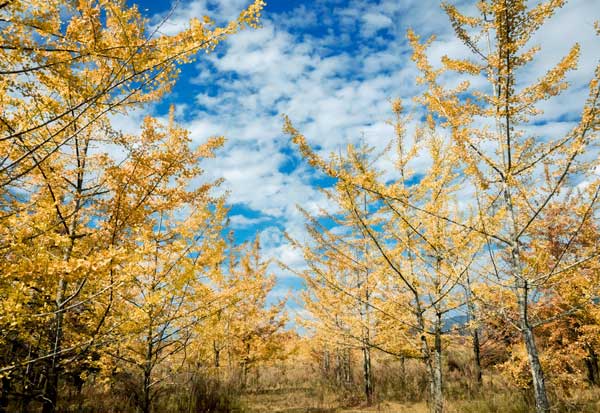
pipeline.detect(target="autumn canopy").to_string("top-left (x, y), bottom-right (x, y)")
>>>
top-left (0, 1), bottom-right (599, 413)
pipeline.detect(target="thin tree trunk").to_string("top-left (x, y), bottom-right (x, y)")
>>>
top-left (465, 274), bottom-right (482, 387)
top-left (362, 344), bottom-right (373, 405)
top-left (335, 352), bottom-right (342, 384)
top-left (472, 328), bottom-right (482, 386)
top-left (431, 313), bottom-right (443, 413)
top-left (344, 349), bottom-right (352, 384)
top-left (240, 341), bottom-right (250, 390)
top-left (323, 349), bottom-right (330, 378)
top-left (585, 344), bottom-right (600, 386)
top-left (142, 325), bottom-right (154, 413)
top-left (143, 366), bottom-right (152, 413)
top-left (213, 341), bottom-right (220, 368)
top-left (418, 311), bottom-right (443, 413)
top-left (42, 278), bottom-right (67, 413)
top-left (400, 356), bottom-right (406, 388)
top-left (518, 282), bottom-right (550, 413)
top-left (0, 375), bottom-right (10, 413)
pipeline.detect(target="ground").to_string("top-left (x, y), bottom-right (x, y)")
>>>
top-left (242, 388), bottom-right (429, 413)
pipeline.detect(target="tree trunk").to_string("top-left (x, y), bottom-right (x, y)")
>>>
top-left (419, 313), bottom-right (443, 413)
top-left (344, 349), bottom-right (352, 384)
top-left (42, 279), bottom-right (67, 413)
top-left (213, 341), bottom-right (220, 368)
top-left (584, 344), bottom-right (599, 386)
top-left (323, 349), bottom-right (330, 378)
top-left (465, 272), bottom-right (482, 387)
top-left (142, 326), bottom-right (154, 413)
top-left (240, 341), bottom-right (251, 390)
top-left (42, 361), bottom-right (59, 413)
top-left (400, 356), bottom-right (406, 389)
top-left (362, 344), bottom-right (373, 405)
top-left (431, 314), bottom-right (443, 413)
top-left (472, 328), bottom-right (482, 387)
top-left (142, 366), bottom-right (152, 413)
top-left (518, 284), bottom-right (550, 413)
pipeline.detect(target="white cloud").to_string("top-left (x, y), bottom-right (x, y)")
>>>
top-left (361, 12), bottom-right (393, 36)
top-left (228, 214), bottom-right (271, 228)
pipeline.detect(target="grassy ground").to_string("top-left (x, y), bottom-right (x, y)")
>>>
top-left (241, 386), bottom-right (600, 413)
top-left (242, 387), bottom-right (431, 413)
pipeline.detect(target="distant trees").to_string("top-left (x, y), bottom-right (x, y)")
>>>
top-left (287, 171), bottom-right (381, 404)
top-left (205, 236), bottom-right (288, 389)
top-left (286, 101), bottom-right (480, 412)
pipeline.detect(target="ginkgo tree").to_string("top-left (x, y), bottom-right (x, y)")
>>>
top-left (286, 97), bottom-right (483, 413)
top-left (190, 232), bottom-right (289, 387)
top-left (223, 236), bottom-right (288, 389)
top-left (286, 1), bottom-right (599, 411)
top-left (0, 0), bottom-right (265, 189)
top-left (404, 2), bottom-right (600, 412)
top-left (0, 108), bottom-right (227, 411)
top-left (98, 114), bottom-right (228, 413)
top-left (0, 1), bottom-right (266, 412)
top-left (288, 187), bottom-right (381, 405)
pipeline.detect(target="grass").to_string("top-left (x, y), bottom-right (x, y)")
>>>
top-left (240, 385), bottom-right (600, 413)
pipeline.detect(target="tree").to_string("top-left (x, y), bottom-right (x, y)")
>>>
top-left (287, 164), bottom-right (385, 405)
top-left (227, 236), bottom-right (288, 389)
top-left (0, 1), bottom-right (265, 411)
top-left (197, 234), bottom-right (288, 390)
top-left (286, 98), bottom-right (481, 413)
top-left (0, 0), bottom-right (264, 189)
top-left (406, 2), bottom-right (599, 411)
top-left (100, 114), bottom-right (227, 413)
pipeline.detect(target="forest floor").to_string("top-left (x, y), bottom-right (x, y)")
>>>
top-left (241, 386), bottom-right (600, 413)
top-left (241, 388), bottom-right (428, 413)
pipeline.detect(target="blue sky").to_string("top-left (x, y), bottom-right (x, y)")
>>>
top-left (120, 0), bottom-right (599, 318)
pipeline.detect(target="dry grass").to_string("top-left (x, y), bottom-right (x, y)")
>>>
top-left (242, 387), bottom-right (339, 412)
top-left (240, 380), bottom-right (600, 413)
top-left (45, 345), bottom-right (600, 413)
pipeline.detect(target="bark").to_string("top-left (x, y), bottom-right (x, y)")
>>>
top-left (518, 282), bottom-right (550, 413)
top-left (335, 352), bottom-right (343, 384)
top-left (142, 366), bottom-right (152, 413)
top-left (472, 328), bottom-right (482, 387)
top-left (465, 275), bottom-right (482, 386)
top-left (344, 350), bottom-right (352, 384)
top-left (213, 341), bottom-right (221, 368)
top-left (419, 312), bottom-right (443, 413)
top-left (362, 344), bottom-right (373, 405)
top-left (141, 325), bottom-right (154, 413)
top-left (323, 349), bottom-right (330, 378)
top-left (431, 314), bottom-right (443, 413)
top-left (42, 279), bottom-right (67, 413)
top-left (584, 344), bottom-right (600, 386)
top-left (400, 356), bottom-right (406, 387)
top-left (240, 341), bottom-right (251, 389)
